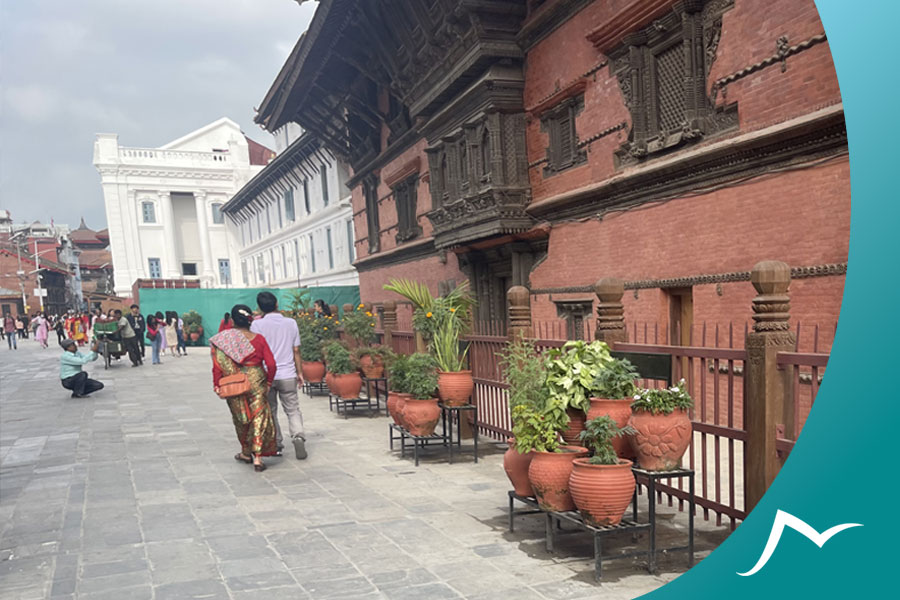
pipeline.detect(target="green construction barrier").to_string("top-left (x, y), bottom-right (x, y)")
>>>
top-left (136, 285), bottom-right (360, 346)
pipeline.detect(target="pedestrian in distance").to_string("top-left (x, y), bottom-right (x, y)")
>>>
top-left (15, 316), bottom-right (25, 339)
top-left (165, 311), bottom-right (179, 357)
top-left (59, 338), bottom-right (104, 398)
top-left (35, 312), bottom-right (49, 349)
top-left (146, 314), bottom-right (163, 365)
top-left (4, 314), bottom-right (17, 350)
top-left (176, 312), bottom-right (187, 356)
top-left (210, 304), bottom-right (278, 472)
top-left (53, 315), bottom-right (65, 344)
top-left (126, 304), bottom-right (146, 358)
top-left (114, 309), bottom-right (142, 367)
top-left (313, 299), bottom-right (331, 318)
top-left (251, 291), bottom-right (308, 459)
top-left (155, 311), bottom-right (167, 355)
top-left (219, 312), bottom-right (233, 332)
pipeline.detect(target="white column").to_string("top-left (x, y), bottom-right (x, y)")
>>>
top-left (158, 190), bottom-right (179, 278)
top-left (194, 190), bottom-right (215, 286)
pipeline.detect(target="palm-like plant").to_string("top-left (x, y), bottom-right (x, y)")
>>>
top-left (383, 278), bottom-right (475, 322)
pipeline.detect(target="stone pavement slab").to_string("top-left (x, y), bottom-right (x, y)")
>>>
top-left (1, 340), bottom-right (729, 598)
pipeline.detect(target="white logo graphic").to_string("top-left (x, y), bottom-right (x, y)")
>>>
top-left (737, 509), bottom-right (862, 576)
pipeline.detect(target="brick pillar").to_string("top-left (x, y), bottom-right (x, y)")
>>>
top-left (744, 260), bottom-right (795, 512)
top-left (382, 300), bottom-right (397, 351)
top-left (593, 277), bottom-right (627, 345)
top-left (507, 286), bottom-right (532, 339)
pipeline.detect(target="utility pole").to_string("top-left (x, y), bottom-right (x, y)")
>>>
top-left (10, 230), bottom-right (27, 313)
top-left (34, 238), bottom-right (44, 312)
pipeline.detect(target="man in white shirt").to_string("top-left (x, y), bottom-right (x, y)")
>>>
top-left (250, 292), bottom-right (307, 459)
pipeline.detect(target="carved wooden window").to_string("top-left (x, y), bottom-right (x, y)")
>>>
top-left (364, 176), bottom-right (380, 254)
top-left (393, 174), bottom-right (421, 244)
top-left (541, 95), bottom-right (586, 176)
top-left (458, 141), bottom-right (469, 193)
top-left (439, 154), bottom-right (448, 202)
top-left (480, 127), bottom-right (491, 182)
top-left (610, 0), bottom-right (736, 166)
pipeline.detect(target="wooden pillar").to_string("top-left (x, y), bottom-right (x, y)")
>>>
top-left (329, 304), bottom-right (339, 318)
top-left (342, 303), bottom-right (353, 317)
top-left (507, 285), bottom-right (532, 339)
top-left (593, 277), bottom-right (627, 345)
top-left (382, 300), bottom-right (397, 351)
top-left (744, 260), bottom-right (795, 512)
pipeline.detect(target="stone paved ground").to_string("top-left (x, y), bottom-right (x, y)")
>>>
top-left (0, 340), bottom-right (730, 599)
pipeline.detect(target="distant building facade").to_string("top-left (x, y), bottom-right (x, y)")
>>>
top-left (222, 124), bottom-right (358, 289)
top-left (93, 118), bottom-right (274, 295)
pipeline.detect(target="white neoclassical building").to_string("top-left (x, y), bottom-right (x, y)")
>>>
top-left (93, 118), bottom-right (273, 295)
top-left (222, 124), bottom-right (358, 289)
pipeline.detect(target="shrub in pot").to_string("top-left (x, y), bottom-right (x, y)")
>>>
top-left (499, 337), bottom-right (547, 497)
top-left (342, 305), bottom-right (377, 350)
top-left (629, 379), bottom-right (694, 471)
top-left (544, 340), bottom-right (614, 445)
top-left (386, 353), bottom-right (411, 426)
top-left (182, 310), bottom-right (203, 344)
top-left (570, 416), bottom-right (636, 526)
top-left (354, 344), bottom-right (392, 379)
top-left (588, 358), bottom-right (640, 459)
top-left (399, 353), bottom-right (441, 436)
top-left (323, 341), bottom-right (361, 399)
top-left (299, 335), bottom-right (326, 382)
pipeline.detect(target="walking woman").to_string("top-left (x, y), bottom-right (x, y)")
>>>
top-left (35, 312), bottom-right (49, 349)
top-left (146, 315), bottom-right (163, 365)
top-left (218, 312), bottom-right (233, 332)
top-left (165, 311), bottom-right (179, 357)
top-left (209, 304), bottom-right (278, 472)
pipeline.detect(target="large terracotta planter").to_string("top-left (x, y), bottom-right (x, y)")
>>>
top-left (437, 371), bottom-right (474, 406)
top-left (189, 332), bottom-right (200, 342)
top-left (325, 372), bottom-right (336, 394)
top-left (401, 397), bottom-right (441, 436)
top-left (569, 458), bottom-right (635, 526)
top-left (527, 446), bottom-right (589, 512)
top-left (359, 354), bottom-right (385, 379)
top-left (560, 408), bottom-right (587, 445)
top-left (587, 398), bottom-right (635, 459)
top-left (629, 409), bottom-right (692, 471)
top-left (387, 391), bottom-right (409, 426)
top-left (332, 372), bottom-right (363, 400)
top-left (504, 438), bottom-right (535, 497)
top-left (301, 360), bottom-right (326, 383)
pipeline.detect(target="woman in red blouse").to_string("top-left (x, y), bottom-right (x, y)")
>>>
top-left (218, 312), bottom-right (233, 332)
top-left (209, 304), bottom-right (278, 471)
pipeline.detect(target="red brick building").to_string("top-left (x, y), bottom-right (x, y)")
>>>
top-left (255, 0), bottom-right (847, 349)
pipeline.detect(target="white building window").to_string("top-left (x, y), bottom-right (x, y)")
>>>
top-left (211, 203), bottom-right (224, 224)
top-left (241, 260), bottom-right (248, 285)
top-left (142, 202), bottom-right (156, 223)
top-left (321, 165), bottom-right (329, 206)
top-left (281, 245), bottom-right (288, 280)
top-left (255, 212), bottom-right (262, 240)
top-left (266, 204), bottom-right (272, 234)
top-left (303, 180), bottom-right (310, 214)
top-left (326, 226), bottom-right (334, 270)
top-left (294, 239), bottom-right (301, 278)
top-left (269, 248), bottom-right (276, 280)
top-left (309, 234), bottom-right (316, 273)
top-left (346, 219), bottom-right (355, 263)
top-left (148, 258), bottom-right (161, 279)
top-left (285, 189), bottom-right (295, 222)
top-left (218, 259), bottom-right (231, 285)
top-left (256, 254), bottom-right (264, 283)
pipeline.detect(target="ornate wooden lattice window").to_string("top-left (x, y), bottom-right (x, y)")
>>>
top-left (610, 0), bottom-right (736, 166)
top-left (479, 126), bottom-right (492, 183)
top-left (393, 174), bottom-right (421, 243)
top-left (363, 175), bottom-right (380, 254)
top-left (541, 95), bottom-right (586, 176)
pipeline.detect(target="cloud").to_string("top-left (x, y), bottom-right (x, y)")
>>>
top-left (4, 84), bottom-right (61, 123)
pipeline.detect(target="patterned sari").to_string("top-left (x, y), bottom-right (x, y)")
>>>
top-left (210, 331), bottom-right (277, 457)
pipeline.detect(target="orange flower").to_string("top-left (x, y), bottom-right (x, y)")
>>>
top-left (426, 312), bottom-right (433, 318)
top-left (370, 323), bottom-right (375, 327)
top-left (323, 326), bottom-right (328, 330)
top-left (450, 307), bottom-right (456, 313)
top-left (365, 311), bottom-right (372, 317)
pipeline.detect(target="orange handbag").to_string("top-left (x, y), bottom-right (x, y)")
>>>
top-left (217, 373), bottom-right (251, 399)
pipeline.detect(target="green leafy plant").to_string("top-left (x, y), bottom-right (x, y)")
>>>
top-left (294, 311), bottom-right (337, 343)
top-left (630, 379), bottom-right (694, 415)
top-left (592, 357), bottom-right (639, 400)
top-left (353, 344), bottom-right (394, 364)
top-left (322, 341), bottom-right (356, 375)
top-left (383, 278), bottom-right (475, 315)
top-left (499, 337), bottom-right (547, 411)
top-left (404, 353), bottom-right (439, 399)
top-left (287, 288), bottom-right (312, 313)
top-left (299, 335), bottom-right (323, 362)
top-left (545, 340), bottom-right (614, 413)
top-left (341, 305), bottom-right (377, 346)
top-left (182, 310), bottom-right (202, 329)
top-left (511, 405), bottom-right (565, 454)
top-left (579, 415), bottom-right (636, 465)
top-left (387, 353), bottom-right (411, 393)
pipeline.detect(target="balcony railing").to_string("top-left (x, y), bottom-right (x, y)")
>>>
top-left (118, 147), bottom-right (232, 166)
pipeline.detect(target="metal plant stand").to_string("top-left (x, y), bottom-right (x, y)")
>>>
top-left (631, 466), bottom-right (695, 574)
top-left (360, 376), bottom-right (388, 416)
top-left (388, 402), bottom-right (478, 466)
top-left (302, 380), bottom-right (329, 397)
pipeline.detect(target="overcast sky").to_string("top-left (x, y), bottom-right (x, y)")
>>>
top-left (0, 0), bottom-right (316, 231)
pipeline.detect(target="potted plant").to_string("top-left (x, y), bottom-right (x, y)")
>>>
top-left (544, 340), bottom-right (614, 445)
top-left (517, 403), bottom-right (589, 512)
top-left (386, 353), bottom-right (411, 426)
top-left (322, 341), bottom-right (361, 400)
top-left (182, 310), bottom-right (204, 343)
top-left (342, 304), bottom-right (377, 350)
top-left (588, 358), bottom-right (640, 459)
top-left (569, 416), bottom-right (636, 526)
top-left (499, 337), bottom-right (547, 497)
top-left (353, 344), bottom-right (391, 379)
top-left (384, 278), bottom-right (476, 404)
top-left (629, 379), bottom-right (694, 471)
top-left (299, 336), bottom-right (326, 382)
top-left (398, 353), bottom-right (441, 436)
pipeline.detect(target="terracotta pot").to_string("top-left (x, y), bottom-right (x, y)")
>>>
top-left (504, 438), bottom-right (535, 497)
top-left (629, 408), bottom-right (693, 471)
top-left (569, 458), bottom-right (635, 526)
top-left (527, 446), bottom-right (589, 512)
top-left (587, 398), bottom-right (635, 459)
top-left (387, 391), bottom-right (406, 426)
top-left (301, 360), bottom-right (326, 383)
top-left (325, 372), bottom-right (336, 394)
top-left (401, 397), bottom-right (440, 436)
top-left (189, 332), bottom-right (200, 342)
top-left (437, 371), bottom-right (474, 406)
top-left (560, 408), bottom-right (587, 445)
top-left (332, 372), bottom-right (363, 400)
top-left (395, 393), bottom-right (410, 428)
top-left (359, 354), bottom-right (385, 379)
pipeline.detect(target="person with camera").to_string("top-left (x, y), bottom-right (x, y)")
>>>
top-left (59, 338), bottom-right (104, 398)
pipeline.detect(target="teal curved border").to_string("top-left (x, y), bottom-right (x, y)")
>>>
top-left (644, 2), bottom-right (900, 596)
